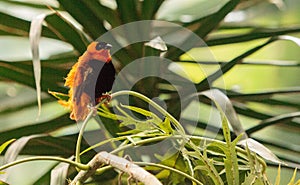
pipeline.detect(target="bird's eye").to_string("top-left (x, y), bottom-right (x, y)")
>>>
top-left (96, 42), bottom-right (106, 50)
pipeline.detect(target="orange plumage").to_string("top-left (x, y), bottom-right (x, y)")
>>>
top-left (60, 41), bottom-right (115, 121)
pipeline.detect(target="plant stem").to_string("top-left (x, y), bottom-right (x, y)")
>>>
top-left (75, 97), bottom-right (110, 166)
top-left (111, 90), bottom-right (186, 135)
top-left (75, 111), bottom-right (93, 165)
top-left (110, 135), bottom-right (170, 154)
top-left (0, 156), bottom-right (88, 171)
top-left (135, 161), bottom-right (203, 185)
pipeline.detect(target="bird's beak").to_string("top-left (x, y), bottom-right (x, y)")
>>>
top-left (105, 43), bottom-right (112, 50)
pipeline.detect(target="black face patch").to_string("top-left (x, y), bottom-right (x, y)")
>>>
top-left (96, 42), bottom-right (112, 50)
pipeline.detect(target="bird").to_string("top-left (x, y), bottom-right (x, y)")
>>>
top-left (60, 41), bottom-right (115, 121)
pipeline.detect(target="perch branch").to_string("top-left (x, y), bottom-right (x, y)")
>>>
top-left (70, 151), bottom-right (162, 185)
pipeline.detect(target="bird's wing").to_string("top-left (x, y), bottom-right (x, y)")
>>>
top-left (73, 64), bottom-right (93, 104)
top-left (72, 60), bottom-right (107, 120)
top-left (71, 62), bottom-right (95, 121)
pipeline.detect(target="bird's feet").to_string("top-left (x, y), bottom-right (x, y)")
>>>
top-left (96, 93), bottom-right (112, 105)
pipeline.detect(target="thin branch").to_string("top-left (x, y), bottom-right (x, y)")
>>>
top-left (0, 156), bottom-right (88, 172)
top-left (75, 97), bottom-right (110, 165)
top-left (135, 161), bottom-right (203, 185)
top-left (70, 151), bottom-right (162, 185)
top-left (110, 135), bottom-right (170, 154)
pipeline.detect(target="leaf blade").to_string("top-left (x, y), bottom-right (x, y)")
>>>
top-left (0, 139), bottom-right (15, 155)
top-left (58, 0), bottom-right (107, 39)
top-left (30, 13), bottom-right (48, 118)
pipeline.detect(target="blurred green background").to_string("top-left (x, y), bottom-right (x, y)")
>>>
top-left (0, 0), bottom-right (299, 184)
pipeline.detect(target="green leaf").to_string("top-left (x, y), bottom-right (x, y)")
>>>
top-left (58, 0), bottom-right (107, 39)
top-left (82, 0), bottom-right (120, 28)
top-left (0, 12), bottom-right (30, 36)
top-left (245, 143), bottom-right (255, 173)
top-left (0, 139), bottom-right (15, 155)
top-left (221, 116), bottom-right (239, 185)
top-left (0, 11), bottom-right (58, 38)
top-left (33, 163), bottom-right (56, 185)
top-left (97, 106), bottom-right (126, 121)
top-left (0, 12), bottom-right (48, 37)
top-left (158, 0), bottom-right (230, 22)
top-left (121, 104), bottom-right (153, 117)
top-left (205, 104), bottom-right (240, 185)
top-left (287, 168), bottom-right (298, 185)
top-left (0, 115), bottom-right (72, 149)
top-left (116, 104), bottom-right (161, 132)
top-left (116, 0), bottom-right (139, 23)
top-left (44, 13), bottom-right (89, 54)
top-left (4, 134), bottom-right (44, 163)
top-left (196, 38), bottom-right (275, 91)
top-left (241, 172), bottom-right (257, 185)
top-left (207, 27), bottom-right (300, 46)
top-left (246, 112), bottom-right (300, 136)
top-left (193, 0), bottom-right (241, 37)
top-left (48, 90), bottom-right (69, 102)
top-left (0, 60), bottom-right (67, 93)
top-left (166, 0), bottom-right (241, 60)
top-left (18, 134), bottom-right (84, 157)
top-left (0, 0), bottom-right (58, 9)
top-left (159, 117), bottom-right (173, 134)
top-left (120, 104), bottom-right (162, 121)
top-left (141, 0), bottom-right (164, 20)
top-left (193, 148), bottom-right (223, 185)
top-left (156, 151), bottom-right (188, 184)
top-left (0, 62), bottom-right (35, 90)
top-left (274, 165), bottom-right (281, 185)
